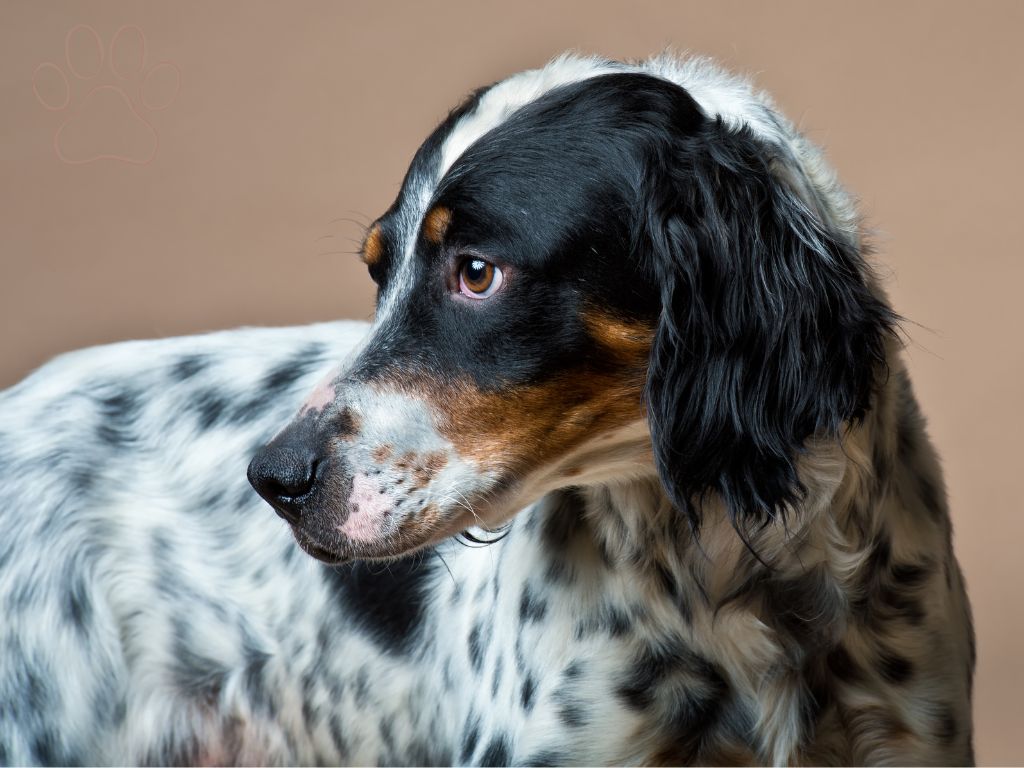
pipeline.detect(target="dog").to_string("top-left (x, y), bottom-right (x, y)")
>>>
top-left (0, 53), bottom-right (974, 765)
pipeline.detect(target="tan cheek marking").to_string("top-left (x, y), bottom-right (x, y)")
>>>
top-left (368, 314), bottom-right (653, 478)
top-left (583, 308), bottom-right (655, 362)
top-left (432, 369), bottom-right (647, 472)
top-left (422, 205), bottom-right (452, 245)
top-left (424, 314), bottom-right (655, 472)
top-left (361, 224), bottom-right (383, 267)
top-left (372, 444), bottom-right (393, 463)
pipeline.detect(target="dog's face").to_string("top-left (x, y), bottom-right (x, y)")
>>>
top-left (249, 61), bottom-right (894, 563)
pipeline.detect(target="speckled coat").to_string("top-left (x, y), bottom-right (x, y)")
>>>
top-left (0, 53), bottom-right (973, 765)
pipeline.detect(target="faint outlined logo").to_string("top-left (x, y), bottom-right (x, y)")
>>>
top-left (32, 25), bottom-right (181, 165)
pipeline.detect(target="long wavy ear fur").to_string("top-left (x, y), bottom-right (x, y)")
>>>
top-left (642, 120), bottom-right (897, 533)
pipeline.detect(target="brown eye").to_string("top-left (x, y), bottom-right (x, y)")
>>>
top-left (458, 257), bottom-right (503, 299)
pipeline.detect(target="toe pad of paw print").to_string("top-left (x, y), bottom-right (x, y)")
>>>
top-left (33, 25), bottom-right (180, 165)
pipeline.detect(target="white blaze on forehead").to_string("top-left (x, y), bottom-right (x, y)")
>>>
top-left (435, 52), bottom-right (798, 180)
top-left (434, 52), bottom-right (856, 238)
top-left (437, 54), bottom-right (621, 178)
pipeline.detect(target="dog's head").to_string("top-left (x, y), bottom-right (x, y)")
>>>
top-left (248, 55), bottom-right (895, 563)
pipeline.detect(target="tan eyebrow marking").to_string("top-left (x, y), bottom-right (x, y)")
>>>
top-left (422, 205), bottom-right (453, 245)
top-left (361, 224), bottom-right (384, 267)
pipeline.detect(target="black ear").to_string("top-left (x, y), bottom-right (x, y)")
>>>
top-left (642, 120), bottom-right (897, 533)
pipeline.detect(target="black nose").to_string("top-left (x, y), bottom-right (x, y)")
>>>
top-left (247, 445), bottom-right (319, 524)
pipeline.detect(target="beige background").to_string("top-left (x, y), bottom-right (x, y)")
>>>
top-left (1, 1), bottom-right (1022, 762)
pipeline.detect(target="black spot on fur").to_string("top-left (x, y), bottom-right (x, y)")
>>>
top-left (877, 583), bottom-right (926, 625)
top-left (762, 565), bottom-right (845, 654)
top-left (617, 643), bottom-right (721, 713)
top-left (192, 388), bottom-right (230, 430)
top-left (891, 560), bottom-right (933, 586)
top-left (260, 343), bottom-right (327, 399)
top-left (169, 617), bottom-right (230, 702)
top-left (867, 533), bottom-right (892, 572)
top-left (323, 554), bottom-right (434, 656)
top-left (934, 704), bottom-right (958, 745)
top-left (521, 674), bottom-right (537, 711)
top-left (68, 466), bottom-right (97, 496)
top-left (31, 728), bottom-right (66, 766)
top-left (468, 621), bottom-right (487, 673)
top-left (329, 714), bottom-right (349, 758)
top-left (715, 697), bottom-right (757, 752)
top-left (242, 647), bottom-right (275, 717)
top-left (492, 656), bottom-right (504, 698)
top-left (140, 734), bottom-right (201, 767)
top-left (542, 558), bottom-right (571, 585)
top-left (95, 390), bottom-right (140, 447)
top-left (171, 355), bottom-right (207, 382)
top-left (479, 734), bottom-right (512, 767)
top-left (556, 696), bottom-right (587, 728)
top-left (460, 717), bottom-right (481, 763)
top-left (826, 645), bottom-right (863, 683)
top-left (378, 718), bottom-right (395, 753)
top-left (878, 650), bottom-right (914, 685)
top-left (855, 546), bottom-right (933, 627)
top-left (657, 669), bottom-right (730, 764)
top-left (63, 572), bottom-right (93, 635)
top-left (352, 668), bottom-right (370, 707)
top-left (24, 664), bottom-right (54, 712)
top-left (605, 606), bottom-right (631, 636)
top-left (518, 586), bottom-right (548, 624)
top-left (538, 492), bottom-right (586, 584)
top-left (655, 561), bottom-right (680, 600)
top-left (518, 751), bottom-right (564, 767)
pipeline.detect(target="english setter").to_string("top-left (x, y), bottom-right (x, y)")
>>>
top-left (0, 53), bottom-right (974, 765)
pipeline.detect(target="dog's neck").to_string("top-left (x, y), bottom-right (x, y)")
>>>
top-left (505, 355), bottom-right (907, 764)
top-left (573, 346), bottom-right (907, 601)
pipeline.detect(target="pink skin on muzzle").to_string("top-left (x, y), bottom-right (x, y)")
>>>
top-left (340, 473), bottom-right (393, 543)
